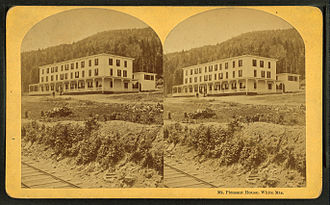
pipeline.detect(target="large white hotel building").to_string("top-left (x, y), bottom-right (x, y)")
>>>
top-left (28, 53), bottom-right (157, 95)
top-left (172, 55), bottom-right (280, 97)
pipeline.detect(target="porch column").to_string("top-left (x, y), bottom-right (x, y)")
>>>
top-left (92, 78), bottom-right (95, 90)
top-left (102, 77), bottom-right (105, 93)
top-left (236, 79), bottom-right (238, 92)
top-left (245, 78), bottom-right (248, 95)
top-left (85, 79), bottom-right (87, 90)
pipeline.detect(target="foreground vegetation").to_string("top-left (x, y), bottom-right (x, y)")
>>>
top-left (22, 118), bottom-right (163, 187)
top-left (164, 120), bottom-right (306, 187)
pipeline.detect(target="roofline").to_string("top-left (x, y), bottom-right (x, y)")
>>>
top-left (133, 72), bottom-right (157, 75)
top-left (181, 55), bottom-right (278, 70)
top-left (39, 53), bottom-right (135, 69)
top-left (276, 72), bottom-right (301, 76)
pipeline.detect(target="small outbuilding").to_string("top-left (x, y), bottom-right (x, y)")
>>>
top-left (133, 72), bottom-right (157, 91)
top-left (276, 73), bottom-right (301, 93)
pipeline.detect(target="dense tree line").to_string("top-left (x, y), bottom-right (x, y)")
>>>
top-left (164, 28), bottom-right (305, 94)
top-left (21, 28), bottom-right (163, 92)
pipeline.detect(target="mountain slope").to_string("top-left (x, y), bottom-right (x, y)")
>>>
top-left (164, 28), bottom-right (305, 94)
top-left (21, 27), bottom-right (163, 92)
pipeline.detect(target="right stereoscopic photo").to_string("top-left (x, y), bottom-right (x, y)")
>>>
top-left (163, 8), bottom-right (305, 188)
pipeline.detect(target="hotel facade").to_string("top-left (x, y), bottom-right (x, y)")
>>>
top-left (172, 55), bottom-right (279, 97)
top-left (28, 53), bottom-right (157, 95)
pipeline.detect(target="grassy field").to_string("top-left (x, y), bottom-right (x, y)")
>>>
top-left (165, 92), bottom-right (305, 125)
top-left (22, 92), bottom-right (163, 123)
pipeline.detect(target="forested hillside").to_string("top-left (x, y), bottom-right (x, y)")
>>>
top-left (21, 27), bottom-right (163, 92)
top-left (164, 28), bottom-right (305, 94)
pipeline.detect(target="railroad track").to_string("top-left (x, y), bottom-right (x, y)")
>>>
top-left (164, 163), bottom-right (217, 188)
top-left (21, 161), bottom-right (80, 189)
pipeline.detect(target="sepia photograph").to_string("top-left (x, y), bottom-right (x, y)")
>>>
top-left (5, 6), bottom-right (323, 198)
top-left (20, 8), bottom-right (164, 188)
top-left (163, 8), bottom-right (306, 188)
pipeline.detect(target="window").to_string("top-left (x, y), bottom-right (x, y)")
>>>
top-left (71, 63), bottom-right (74, 69)
top-left (205, 66), bottom-right (207, 72)
top-left (82, 71), bottom-right (85, 78)
top-left (193, 77), bottom-right (197, 83)
top-left (61, 65), bottom-right (63, 71)
top-left (51, 67), bottom-right (53, 73)
top-left (185, 78), bottom-right (188, 84)
top-left (232, 61), bottom-right (235, 68)
top-left (144, 74), bottom-right (150, 80)
top-left (55, 66), bottom-right (58, 72)
top-left (252, 59), bottom-right (257, 66)
top-left (75, 71), bottom-right (79, 78)
top-left (200, 76), bottom-right (202, 82)
top-left (71, 73), bottom-right (73, 79)
top-left (209, 65), bottom-right (213, 72)
top-left (42, 69), bottom-right (44, 74)
top-left (95, 58), bottom-right (99, 66)
top-left (56, 75), bottom-right (58, 81)
top-left (89, 60), bottom-right (92, 67)
top-left (226, 72), bottom-right (228, 79)
top-left (254, 70), bottom-right (257, 77)
top-left (47, 68), bottom-right (49, 73)
top-left (110, 69), bottom-right (113, 76)
top-left (41, 77), bottom-right (44, 82)
top-left (116, 59), bottom-right (120, 66)
top-left (220, 64), bottom-right (222, 70)
top-left (232, 71), bottom-right (235, 78)
top-left (151, 75), bottom-right (154, 80)
top-left (46, 76), bottom-right (48, 82)
top-left (194, 68), bottom-right (198, 74)
top-left (190, 69), bottom-right (192, 75)
top-left (209, 74), bottom-right (212, 81)
top-left (117, 69), bottom-right (121, 77)
top-left (110, 81), bottom-right (113, 88)
top-left (254, 82), bottom-right (257, 89)
top-left (267, 71), bottom-right (271, 78)
top-left (209, 84), bottom-right (212, 91)
top-left (261, 71), bottom-right (265, 78)
top-left (81, 61), bottom-right (85, 68)
top-left (288, 76), bottom-right (298, 81)
top-left (268, 84), bottom-right (272, 90)
top-left (219, 73), bottom-right (223, 79)
top-left (89, 70), bottom-right (92, 77)
top-left (76, 62), bottom-right (78, 69)
top-left (65, 73), bottom-right (68, 79)
top-left (124, 82), bottom-right (128, 89)
top-left (51, 75), bottom-right (54, 81)
top-left (260, 60), bottom-right (264, 68)
top-left (109, 58), bottom-right (113, 65)
top-left (238, 70), bottom-right (243, 77)
top-left (124, 60), bottom-right (127, 68)
top-left (199, 67), bottom-right (202, 73)
top-left (268, 62), bottom-right (271, 68)
top-left (65, 64), bottom-right (69, 70)
top-left (214, 64), bottom-right (218, 71)
top-left (123, 70), bottom-right (127, 77)
top-left (204, 75), bottom-right (208, 81)
top-left (238, 60), bottom-right (243, 67)
top-left (225, 62), bottom-right (228, 69)
top-left (94, 69), bottom-right (99, 76)
top-left (189, 78), bottom-right (192, 83)
top-left (214, 74), bottom-right (217, 80)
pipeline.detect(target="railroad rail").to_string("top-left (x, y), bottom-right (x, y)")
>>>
top-left (21, 161), bottom-right (80, 189)
top-left (164, 163), bottom-right (217, 188)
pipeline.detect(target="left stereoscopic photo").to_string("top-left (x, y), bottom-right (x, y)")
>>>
top-left (21, 8), bottom-right (164, 188)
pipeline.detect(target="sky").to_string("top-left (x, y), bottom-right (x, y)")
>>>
top-left (164, 8), bottom-right (293, 54)
top-left (21, 8), bottom-right (148, 52)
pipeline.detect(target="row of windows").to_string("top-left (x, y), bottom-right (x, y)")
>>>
top-left (174, 82), bottom-right (273, 93)
top-left (288, 76), bottom-right (298, 81)
top-left (144, 74), bottom-right (155, 81)
top-left (41, 68), bottom-right (129, 83)
top-left (41, 58), bottom-right (128, 75)
top-left (185, 59), bottom-right (272, 76)
top-left (254, 70), bottom-right (272, 78)
top-left (185, 70), bottom-right (244, 84)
